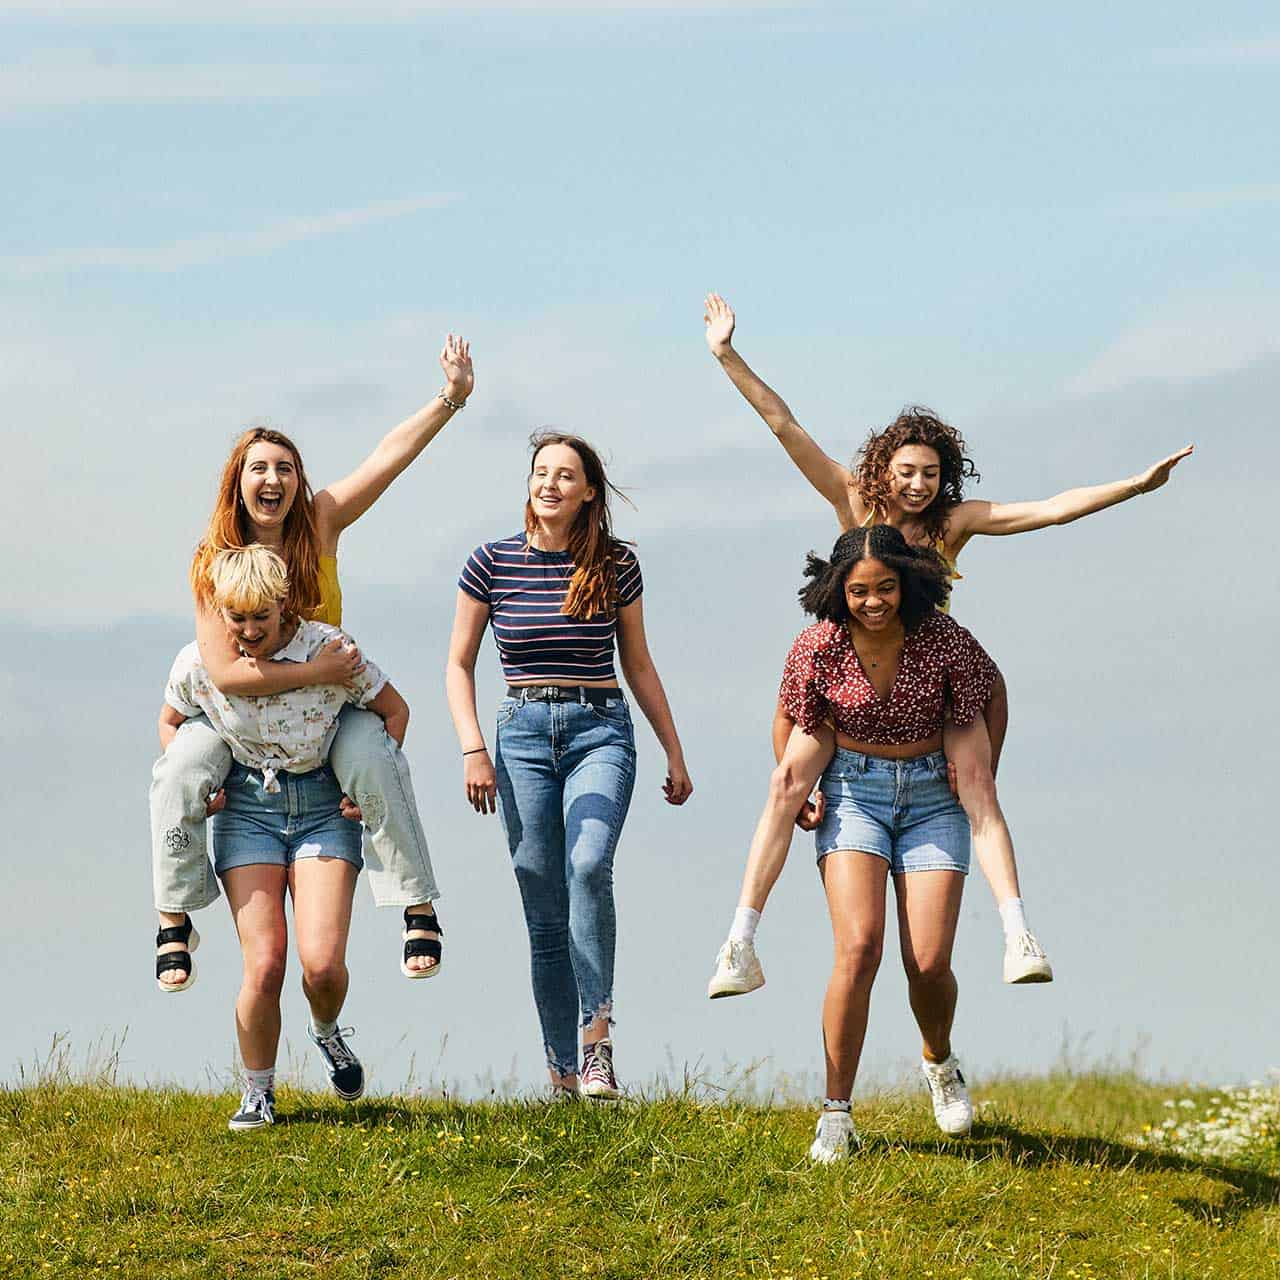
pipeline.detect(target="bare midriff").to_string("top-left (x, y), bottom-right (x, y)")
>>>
top-left (834, 731), bottom-right (943, 759)
top-left (506, 678), bottom-right (623, 689)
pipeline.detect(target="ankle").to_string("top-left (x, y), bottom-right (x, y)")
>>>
top-left (997, 897), bottom-right (1028, 938)
top-left (728, 906), bottom-right (760, 944)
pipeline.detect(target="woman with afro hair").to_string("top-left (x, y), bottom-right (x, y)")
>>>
top-left (702, 293), bottom-right (1191, 993)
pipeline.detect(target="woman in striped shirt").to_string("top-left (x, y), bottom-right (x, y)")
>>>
top-left (446, 432), bottom-right (693, 1099)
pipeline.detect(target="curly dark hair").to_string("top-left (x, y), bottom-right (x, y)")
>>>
top-left (799, 525), bottom-right (951, 629)
top-left (852, 407), bottom-right (979, 547)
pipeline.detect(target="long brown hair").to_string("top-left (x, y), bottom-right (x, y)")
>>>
top-left (524, 431), bottom-right (633, 621)
top-left (189, 426), bottom-right (322, 618)
top-left (853, 407), bottom-right (979, 546)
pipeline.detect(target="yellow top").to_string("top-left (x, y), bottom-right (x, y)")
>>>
top-left (858, 511), bottom-right (961, 613)
top-left (308, 554), bottom-right (343, 626)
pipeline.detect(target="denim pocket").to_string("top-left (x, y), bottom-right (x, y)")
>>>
top-left (496, 698), bottom-right (520, 728)
top-left (588, 697), bottom-right (631, 725)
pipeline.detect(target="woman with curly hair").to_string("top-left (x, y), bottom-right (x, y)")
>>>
top-left (151, 335), bottom-right (473, 995)
top-left (756, 526), bottom-right (1005, 1159)
top-left (445, 431), bottom-right (693, 1099)
top-left (702, 294), bottom-right (1191, 992)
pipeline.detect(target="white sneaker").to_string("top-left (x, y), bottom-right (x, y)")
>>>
top-left (707, 938), bottom-right (765, 999)
top-left (1003, 930), bottom-right (1054, 984)
top-left (808, 1109), bottom-right (860, 1164)
top-left (921, 1055), bottom-right (973, 1136)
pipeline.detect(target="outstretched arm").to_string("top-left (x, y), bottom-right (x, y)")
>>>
top-left (315, 334), bottom-right (475, 539)
top-left (947, 445), bottom-right (1194, 547)
top-left (704, 294), bottom-right (861, 525)
top-left (616, 599), bottom-right (693, 805)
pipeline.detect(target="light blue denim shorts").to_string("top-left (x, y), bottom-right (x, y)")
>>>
top-left (814, 748), bottom-right (970, 875)
top-left (211, 762), bottom-right (364, 875)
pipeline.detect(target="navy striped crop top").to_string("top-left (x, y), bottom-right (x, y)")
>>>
top-left (458, 534), bottom-right (644, 683)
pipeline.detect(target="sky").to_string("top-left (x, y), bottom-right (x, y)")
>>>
top-left (2, 1), bottom-right (1278, 1099)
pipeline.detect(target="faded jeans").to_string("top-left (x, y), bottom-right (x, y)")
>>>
top-left (150, 705), bottom-right (440, 912)
top-left (494, 691), bottom-right (637, 1078)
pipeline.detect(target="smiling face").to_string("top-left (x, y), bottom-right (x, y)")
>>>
top-left (239, 441), bottom-right (300, 533)
top-left (221, 599), bottom-right (287, 657)
top-left (844, 557), bottom-right (902, 633)
top-left (529, 442), bottom-right (596, 527)
top-left (885, 444), bottom-right (942, 519)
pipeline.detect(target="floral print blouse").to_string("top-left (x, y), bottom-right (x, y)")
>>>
top-left (779, 611), bottom-right (997, 745)
top-left (165, 621), bottom-right (387, 791)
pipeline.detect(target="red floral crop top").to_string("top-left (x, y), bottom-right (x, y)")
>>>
top-left (779, 612), bottom-right (998, 745)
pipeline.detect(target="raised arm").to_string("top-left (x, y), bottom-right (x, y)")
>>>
top-left (196, 606), bottom-right (363, 697)
top-left (704, 293), bottom-right (860, 525)
top-left (314, 334), bottom-right (475, 540)
top-left (946, 445), bottom-right (1194, 549)
top-left (445, 588), bottom-right (497, 815)
top-left (615, 598), bottom-right (692, 805)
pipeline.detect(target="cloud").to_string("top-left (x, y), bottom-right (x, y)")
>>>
top-left (1111, 184), bottom-right (1280, 218)
top-left (0, 194), bottom-right (460, 276)
top-left (0, 0), bottom-right (776, 17)
top-left (1153, 36), bottom-right (1280, 65)
top-left (1068, 292), bottom-right (1280, 396)
top-left (0, 48), bottom-right (351, 112)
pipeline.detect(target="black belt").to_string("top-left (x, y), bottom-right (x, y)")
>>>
top-left (507, 685), bottom-right (622, 707)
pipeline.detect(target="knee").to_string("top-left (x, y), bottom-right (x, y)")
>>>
top-left (300, 956), bottom-right (347, 994)
top-left (832, 936), bottom-right (882, 984)
top-left (767, 762), bottom-right (811, 814)
top-left (569, 847), bottom-right (613, 896)
top-left (904, 953), bottom-right (953, 987)
top-left (242, 949), bottom-right (287, 998)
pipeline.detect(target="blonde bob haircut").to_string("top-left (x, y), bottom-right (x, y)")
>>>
top-left (208, 545), bottom-right (292, 615)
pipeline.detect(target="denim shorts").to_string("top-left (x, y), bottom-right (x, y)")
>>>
top-left (210, 762), bottom-right (364, 875)
top-left (814, 748), bottom-right (970, 875)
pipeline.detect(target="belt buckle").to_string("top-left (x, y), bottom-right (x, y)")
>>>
top-left (539, 685), bottom-right (559, 702)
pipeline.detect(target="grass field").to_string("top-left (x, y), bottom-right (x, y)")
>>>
top-left (2, 1063), bottom-right (1277, 1279)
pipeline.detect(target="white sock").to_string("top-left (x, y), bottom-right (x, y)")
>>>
top-left (311, 1016), bottom-right (339, 1039)
top-left (728, 906), bottom-right (760, 944)
top-left (245, 1067), bottom-right (275, 1092)
top-left (822, 1097), bottom-right (851, 1112)
top-left (998, 897), bottom-right (1029, 939)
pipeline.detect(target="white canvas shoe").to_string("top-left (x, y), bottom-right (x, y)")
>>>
top-left (707, 938), bottom-right (765, 999)
top-left (1003, 930), bottom-right (1054, 984)
top-left (808, 1109), bottom-right (860, 1164)
top-left (921, 1055), bottom-right (973, 1136)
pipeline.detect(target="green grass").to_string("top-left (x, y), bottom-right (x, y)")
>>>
top-left (2, 1068), bottom-right (1277, 1279)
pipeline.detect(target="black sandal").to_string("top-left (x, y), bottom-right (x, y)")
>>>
top-left (401, 909), bottom-right (443, 980)
top-left (155, 915), bottom-right (200, 994)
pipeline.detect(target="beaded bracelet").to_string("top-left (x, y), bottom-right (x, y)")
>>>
top-left (438, 390), bottom-right (468, 411)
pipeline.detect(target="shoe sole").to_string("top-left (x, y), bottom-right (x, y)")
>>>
top-left (400, 960), bottom-right (443, 980)
top-left (156, 926), bottom-right (201, 994)
top-left (227, 1116), bottom-right (271, 1132)
top-left (1004, 963), bottom-right (1054, 984)
top-left (580, 1085), bottom-right (620, 1101)
top-left (333, 1080), bottom-right (366, 1102)
top-left (707, 974), bottom-right (764, 999)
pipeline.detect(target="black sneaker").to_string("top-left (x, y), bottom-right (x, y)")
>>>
top-left (228, 1085), bottom-right (275, 1131)
top-left (307, 1024), bottom-right (365, 1101)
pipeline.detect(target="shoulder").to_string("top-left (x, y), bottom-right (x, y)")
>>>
top-left (612, 540), bottom-right (640, 569)
top-left (789, 619), bottom-right (843, 656)
top-left (168, 640), bottom-right (202, 675)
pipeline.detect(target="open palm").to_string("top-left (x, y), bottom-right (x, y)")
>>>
top-left (439, 333), bottom-right (474, 401)
top-left (703, 293), bottom-right (736, 355)
top-left (1135, 444), bottom-right (1194, 494)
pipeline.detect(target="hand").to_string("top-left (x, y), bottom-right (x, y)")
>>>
top-left (439, 333), bottom-right (474, 404)
top-left (1132, 444), bottom-right (1194, 494)
top-left (703, 293), bottom-right (736, 357)
top-left (204, 788), bottom-right (225, 818)
top-left (339, 794), bottom-right (363, 822)
top-left (465, 749), bottom-right (497, 815)
top-left (795, 790), bottom-right (825, 831)
top-left (310, 638), bottom-right (364, 687)
top-left (663, 756), bottom-right (693, 806)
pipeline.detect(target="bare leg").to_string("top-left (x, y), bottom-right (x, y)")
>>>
top-left (224, 865), bottom-right (289, 1071)
top-left (942, 715), bottom-right (1020, 905)
top-left (983, 671), bottom-right (1009, 778)
top-left (818, 850), bottom-right (890, 1100)
top-left (290, 858), bottom-right (359, 1026)
top-left (737, 723), bottom-right (835, 913)
top-left (894, 870), bottom-right (965, 1062)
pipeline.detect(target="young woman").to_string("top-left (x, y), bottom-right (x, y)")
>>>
top-left (703, 294), bottom-right (1191, 987)
top-left (160, 546), bottom-right (425, 1129)
top-left (152, 335), bottom-right (473, 992)
top-left (757, 526), bottom-right (1002, 1161)
top-left (445, 432), bottom-right (693, 1099)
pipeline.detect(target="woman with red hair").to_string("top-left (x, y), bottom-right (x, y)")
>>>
top-left (151, 335), bottom-right (473, 995)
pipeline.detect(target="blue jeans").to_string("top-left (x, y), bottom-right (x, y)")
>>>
top-left (494, 691), bottom-right (637, 1077)
top-left (150, 705), bottom-right (440, 911)
top-left (211, 763), bottom-right (364, 874)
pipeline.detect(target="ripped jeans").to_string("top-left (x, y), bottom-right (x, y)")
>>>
top-left (149, 705), bottom-right (440, 912)
top-left (494, 691), bottom-right (636, 1078)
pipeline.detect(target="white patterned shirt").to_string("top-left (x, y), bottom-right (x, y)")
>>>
top-left (164, 620), bottom-right (388, 791)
